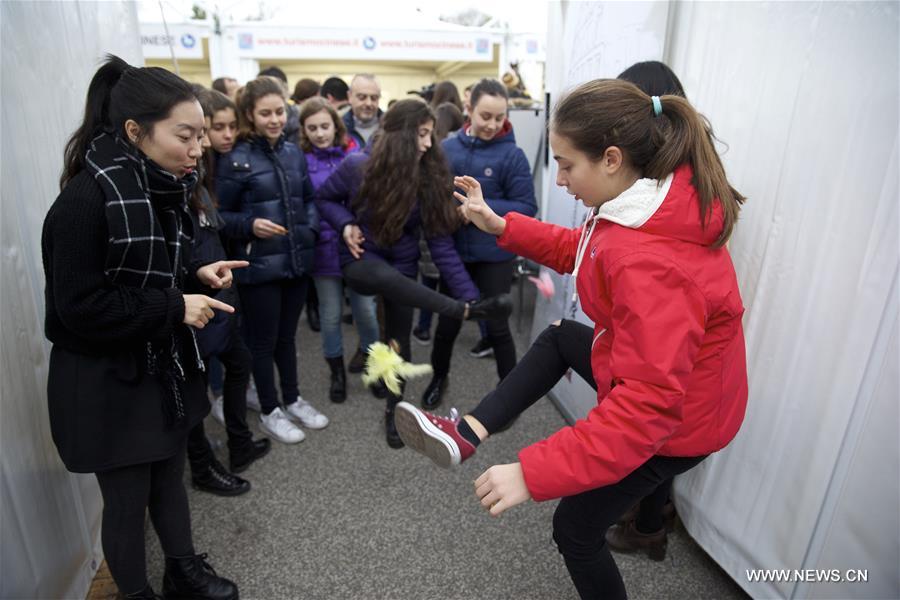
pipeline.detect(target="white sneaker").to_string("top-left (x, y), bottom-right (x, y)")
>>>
top-left (245, 382), bottom-right (261, 412)
top-left (259, 407), bottom-right (306, 444)
top-left (210, 395), bottom-right (225, 427)
top-left (285, 396), bottom-right (329, 429)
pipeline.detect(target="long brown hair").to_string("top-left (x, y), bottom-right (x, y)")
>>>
top-left (297, 96), bottom-right (351, 153)
top-left (551, 79), bottom-right (744, 247)
top-left (357, 99), bottom-right (459, 247)
top-left (236, 76), bottom-right (285, 139)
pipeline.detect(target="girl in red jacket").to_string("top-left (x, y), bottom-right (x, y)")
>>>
top-left (395, 79), bottom-right (748, 600)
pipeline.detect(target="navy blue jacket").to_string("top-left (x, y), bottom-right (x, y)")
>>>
top-left (216, 135), bottom-right (319, 285)
top-left (315, 152), bottom-right (479, 302)
top-left (443, 121), bottom-right (538, 262)
top-left (189, 187), bottom-right (238, 358)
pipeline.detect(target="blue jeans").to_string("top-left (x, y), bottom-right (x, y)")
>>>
top-left (313, 275), bottom-right (379, 359)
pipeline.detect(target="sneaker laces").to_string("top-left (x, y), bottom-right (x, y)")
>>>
top-left (448, 407), bottom-right (460, 423)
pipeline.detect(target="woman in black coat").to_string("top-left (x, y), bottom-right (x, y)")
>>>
top-left (43, 55), bottom-right (242, 600)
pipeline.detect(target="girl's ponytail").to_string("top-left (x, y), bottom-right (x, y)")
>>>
top-left (645, 96), bottom-right (744, 247)
top-left (552, 79), bottom-right (745, 248)
top-left (60, 54), bottom-right (130, 189)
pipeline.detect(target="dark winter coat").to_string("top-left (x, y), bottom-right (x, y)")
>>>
top-left (189, 187), bottom-right (240, 358)
top-left (215, 134), bottom-right (319, 285)
top-left (443, 121), bottom-right (538, 262)
top-left (315, 152), bottom-right (478, 301)
top-left (42, 171), bottom-right (208, 473)
top-left (305, 143), bottom-right (357, 277)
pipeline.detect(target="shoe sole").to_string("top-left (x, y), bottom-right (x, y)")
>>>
top-left (393, 402), bottom-right (459, 468)
top-left (191, 481), bottom-right (251, 497)
top-left (286, 413), bottom-right (329, 430)
top-left (259, 420), bottom-right (305, 444)
top-left (469, 349), bottom-right (494, 358)
top-left (412, 335), bottom-right (431, 346)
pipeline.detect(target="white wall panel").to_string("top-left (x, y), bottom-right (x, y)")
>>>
top-left (540, 2), bottom-right (899, 598)
top-left (1, 2), bottom-right (143, 598)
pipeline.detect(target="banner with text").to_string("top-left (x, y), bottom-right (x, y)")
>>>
top-left (228, 27), bottom-right (495, 62)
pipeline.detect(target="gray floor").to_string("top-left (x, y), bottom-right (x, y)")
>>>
top-left (146, 285), bottom-right (749, 600)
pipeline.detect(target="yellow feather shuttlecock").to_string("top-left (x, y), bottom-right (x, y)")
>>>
top-left (361, 341), bottom-right (433, 395)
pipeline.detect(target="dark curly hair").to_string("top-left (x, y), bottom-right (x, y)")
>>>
top-left (357, 99), bottom-right (459, 247)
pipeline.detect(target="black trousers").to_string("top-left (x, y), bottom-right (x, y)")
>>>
top-left (469, 320), bottom-right (705, 599)
top-left (187, 330), bottom-right (254, 472)
top-left (94, 443), bottom-right (194, 594)
top-left (238, 276), bottom-right (308, 413)
top-left (431, 260), bottom-right (517, 380)
top-left (342, 259), bottom-right (467, 321)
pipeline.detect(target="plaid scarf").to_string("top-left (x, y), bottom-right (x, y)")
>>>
top-left (85, 132), bottom-right (204, 427)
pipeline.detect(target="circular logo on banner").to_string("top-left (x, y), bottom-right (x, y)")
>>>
top-left (484, 167), bottom-right (493, 177)
top-left (363, 36), bottom-right (377, 50)
top-left (181, 34), bottom-right (196, 49)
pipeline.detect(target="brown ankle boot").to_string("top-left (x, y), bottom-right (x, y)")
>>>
top-left (605, 520), bottom-right (667, 561)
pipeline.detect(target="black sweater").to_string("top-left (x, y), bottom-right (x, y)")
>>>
top-left (42, 171), bottom-right (204, 355)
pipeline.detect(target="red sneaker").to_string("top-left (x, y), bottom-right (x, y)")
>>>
top-left (394, 402), bottom-right (477, 468)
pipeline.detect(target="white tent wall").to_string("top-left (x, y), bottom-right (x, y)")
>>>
top-left (540, 1), bottom-right (899, 599)
top-left (1, 2), bottom-right (144, 598)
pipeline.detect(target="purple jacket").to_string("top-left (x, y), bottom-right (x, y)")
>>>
top-left (315, 153), bottom-right (479, 302)
top-left (306, 144), bottom-right (356, 277)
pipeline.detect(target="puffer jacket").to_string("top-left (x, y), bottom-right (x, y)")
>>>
top-left (306, 143), bottom-right (358, 278)
top-left (498, 164), bottom-right (748, 501)
top-left (188, 186), bottom-right (238, 358)
top-left (315, 152), bottom-right (478, 302)
top-left (216, 134), bottom-right (318, 285)
top-left (443, 120), bottom-right (537, 262)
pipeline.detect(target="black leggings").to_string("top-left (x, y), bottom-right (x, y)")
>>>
top-left (239, 276), bottom-right (308, 413)
top-left (94, 444), bottom-right (194, 594)
top-left (343, 259), bottom-right (467, 321)
top-left (469, 320), bottom-right (705, 599)
top-left (432, 260), bottom-right (517, 380)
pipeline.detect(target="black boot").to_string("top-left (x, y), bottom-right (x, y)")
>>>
top-left (421, 376), bottom-right (447, 410)
top-left (348, 348), bottom-right (367, 374)
top-left (385, 394), bottom-right (404, 449)
top-left (191, 458), bottom-right (250, 497)
top-left (122, 583), bottom-right (161, 599)
top-left (307, 303), bottom-right (320, 332)
top-left (162, 553), bottom-right (238, 600)
top-left (229, 437), bottom-right (271, 474)
top-left (326, 356), bottom-right (347, 403)
top-left (466, 294), bottom-right (513, 321)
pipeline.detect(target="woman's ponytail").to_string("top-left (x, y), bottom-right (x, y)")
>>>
top-left (646, 95), bottom-right (745, 247)
top-left (60, 54), bottom-right (195, 190)
top-left (60, 54), bottom-right (130, 189)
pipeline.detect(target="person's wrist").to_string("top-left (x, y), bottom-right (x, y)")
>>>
top-left (492, 216), bottom-right (507, 236)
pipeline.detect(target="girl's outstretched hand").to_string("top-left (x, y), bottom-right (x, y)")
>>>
top-left (453, 176), bottom-right (506, 236)
top-left (196, 260), bottom-right (249, 289)
top-left (474, 462), bottom-right (532, 517)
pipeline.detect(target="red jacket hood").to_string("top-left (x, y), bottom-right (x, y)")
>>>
top-left (597, 164), bottom-right (724, 247)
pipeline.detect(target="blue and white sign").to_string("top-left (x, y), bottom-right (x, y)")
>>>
top-left (140, 24), bottom-right (205, 59)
